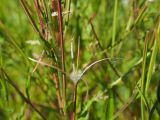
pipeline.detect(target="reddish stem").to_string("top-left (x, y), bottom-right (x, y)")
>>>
top-left (34, 0), bottom-right (45, 37)
top-left (71, 84), bottom-right (77, 120)
top-left (52, 73), bottom-right (62, 112)
top-left (57, 0), bottom-right (66, 110)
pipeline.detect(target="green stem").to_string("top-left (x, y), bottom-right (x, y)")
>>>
top-left (141, 32), bottom-right (148, 120)
top-left (145, 19), bottom-right (160, 97)
top-left (111, 0), bottom-right (118, 57)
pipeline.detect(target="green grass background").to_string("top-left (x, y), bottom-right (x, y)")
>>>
top-left (0, 0), bottom-right (160, 119)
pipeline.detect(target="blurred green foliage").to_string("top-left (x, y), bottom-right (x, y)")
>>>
top-left (0, 0), bottom-right (160, 120)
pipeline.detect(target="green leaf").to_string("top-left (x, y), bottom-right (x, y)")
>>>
top-left (26, 75), bottom-right (31, 100)
top-left (106, 90), bottom-right (114, 120)
top-left (81, 99), bottom-right (94, 115)
top-left (145, 21), bottom-right (160, 96)
top-left (78, 113), bottom-right (89, 120)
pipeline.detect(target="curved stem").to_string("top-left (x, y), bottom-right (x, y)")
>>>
top-left (80, 58), bottom-right (123, 79)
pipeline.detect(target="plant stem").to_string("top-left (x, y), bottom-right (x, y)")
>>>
top-left (19, 0), bottom-right (44, 40)
top-left (106, 90), bottom-right (114, 120)
top-left (145, 33), bottom-right (159, 96)
top-left (52, 73), bottom-right (63, 113)
top-left (141, 31), bottom-right (149, 120)
top-left (67, 0), bottom-right (71, 23)
top-left (72, 83), bottom-right (77, 120)
top-left (111, 0), bottom-right (118, 57)
top-left (34, 0), bottom-right (45, 37)
top-left (89, 20), bottom-right (120, 78)
top-left (57, 0), bottom-right (66, 112)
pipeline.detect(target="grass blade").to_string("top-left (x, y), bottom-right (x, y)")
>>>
top-left (145, 20), bottom-right (160, 97)
top-left (0, 20), bottom-right (28, 63)
top-left (111, 0), bottom-right (118, 56)
top-left (106, 90), bottom-right (114, 120)
top-left (141, 31), bottom-right (149, 120)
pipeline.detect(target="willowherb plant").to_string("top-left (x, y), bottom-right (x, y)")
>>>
top-left (1, 0), bottom-right (160, 120)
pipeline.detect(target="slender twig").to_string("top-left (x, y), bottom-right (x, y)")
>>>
top-left (19, 0), bottom-right (44, 40)
top-left (57, 0), bottom-right (66, 110)
top-left (89, 18), bottom-right (130, 111)
top-left (89, 20), bottom-right (121, 77)
top-left (28, 57), bottom-right (66, 74)
top-left (32, 50), bottom-right (44, 73)
top-left (80, 58), bottom-right (123, 79)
